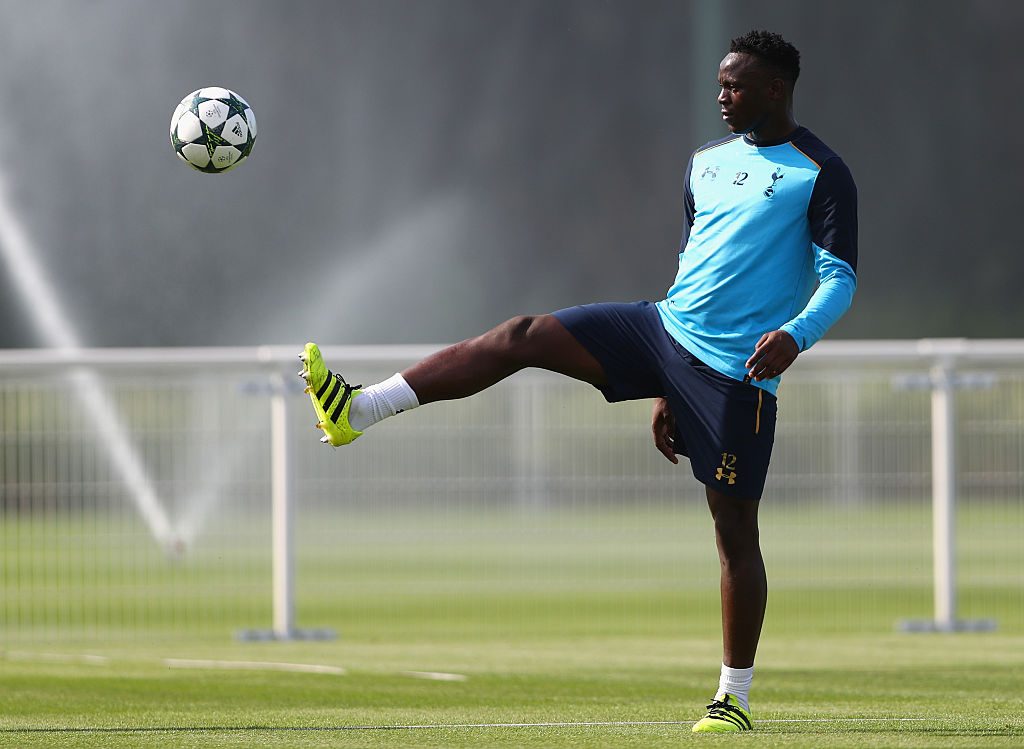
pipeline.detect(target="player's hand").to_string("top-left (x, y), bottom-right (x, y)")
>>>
top-left (651, 397), bottom-right (678, 464)
top-left (744, 330), bottom-right (800, 382)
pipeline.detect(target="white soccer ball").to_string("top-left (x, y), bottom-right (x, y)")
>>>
top-left (169, 87), bottom-right (257, 173)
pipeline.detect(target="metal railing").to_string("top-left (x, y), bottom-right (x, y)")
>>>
top-left (1, 341), bottom-right (1022, 639)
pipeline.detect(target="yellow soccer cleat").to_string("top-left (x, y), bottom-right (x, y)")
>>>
top-left (691, 693), bottom-right (753, 733)
top-left (298, 342), bottom-right (363, 447)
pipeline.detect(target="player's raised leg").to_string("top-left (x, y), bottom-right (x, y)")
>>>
top-left (692, 487), bottom-right (764, 733)
top-left (301, 314), bottom-right (606, 447)
top-left (401, 314), bottom-right (606, 403)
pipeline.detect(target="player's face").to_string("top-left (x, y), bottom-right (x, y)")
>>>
top-left (717, 53), bottom-right (774, 135)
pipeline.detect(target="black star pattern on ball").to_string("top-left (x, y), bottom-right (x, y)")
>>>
top-left (222, 93), bottom-right (250, 121)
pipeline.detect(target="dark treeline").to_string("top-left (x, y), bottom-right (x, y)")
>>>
top-left (0, 1), bottom-right (1018, 347)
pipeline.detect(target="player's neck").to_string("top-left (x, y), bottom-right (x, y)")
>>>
top-left (744, 112), bottom-right (799, 146)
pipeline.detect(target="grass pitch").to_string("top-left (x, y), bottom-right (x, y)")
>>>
top-left (2, 503), bottom-right (1023, 747)
top-left (3, 635), bottom-right (1023, 747)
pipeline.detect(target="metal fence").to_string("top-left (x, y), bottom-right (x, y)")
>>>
top-left (1, 341), bottom-right (1022, 642)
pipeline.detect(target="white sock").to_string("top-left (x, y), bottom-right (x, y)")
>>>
top-left (348, 373), bottom-right (419, 432)
top-left (717, 663), bottom-right (754, 711)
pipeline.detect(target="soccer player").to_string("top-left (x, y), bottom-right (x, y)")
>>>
top-left (300, 29), bottom-right (856, 733)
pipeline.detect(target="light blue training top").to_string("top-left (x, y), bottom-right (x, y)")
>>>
top-left (656, 126), bottom-right (858, 395)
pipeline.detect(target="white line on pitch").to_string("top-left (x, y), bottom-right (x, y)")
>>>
top-left (401, 671), bottom-right (468, 682)
top-left (163, 658), bottom-right (345, 675)
top-left (3, 651), bottom-right (109, 666)
top-left (0, 718), bottom-right (938, 735)
top-left (325, 717), bottom-right (933, 730)
top-left (759, 717), bottom-right (932, 723)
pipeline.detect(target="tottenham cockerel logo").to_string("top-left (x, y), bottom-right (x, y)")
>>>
top-left (763, 169), bottom-right (784, 198)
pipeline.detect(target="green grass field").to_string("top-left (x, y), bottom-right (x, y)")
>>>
top-left (2, 502), bottom-right (1023, 747)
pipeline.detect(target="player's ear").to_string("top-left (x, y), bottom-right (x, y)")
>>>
top-left (767, 77), bottom-right (787, 101)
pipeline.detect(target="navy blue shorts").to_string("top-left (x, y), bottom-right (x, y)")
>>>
top-left (552, 301), bottom-right (777, 500)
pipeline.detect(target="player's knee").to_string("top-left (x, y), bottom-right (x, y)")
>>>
top-left (712, 506), bottom-right (760, 560)
top-left (494, 315), bottom-right (546, 358)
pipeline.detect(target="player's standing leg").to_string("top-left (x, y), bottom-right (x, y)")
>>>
top-left (692, 487), bottom-right (764, 733)
top-left (300, 314), bottom-right (606, 446)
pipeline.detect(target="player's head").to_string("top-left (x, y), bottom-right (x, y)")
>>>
top-left (718, 30), bottom-right (801, 135)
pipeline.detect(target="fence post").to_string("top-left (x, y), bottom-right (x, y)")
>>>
top-left (270, 371), bottom-right (295, 639)
top-left (898, 358), bottom-right (996, 633)
top-left (236, 370), bottom-right (335, 641)
top-left (930, 362), bottom-right (956, 630)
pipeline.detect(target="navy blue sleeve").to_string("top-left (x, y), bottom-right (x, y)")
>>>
top-left (781, 156), bottom-right (858, 351)
top-left (679, 152), bottom-right (695, 253)
top-left (807, 157), bottom-right (858, 272)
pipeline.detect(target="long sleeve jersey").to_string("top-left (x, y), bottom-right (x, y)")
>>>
top-left (656, 126), bottom-right (858, 395)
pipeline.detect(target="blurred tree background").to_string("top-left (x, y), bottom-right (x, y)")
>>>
top-left (0, 0), bottom-right (1018, 347)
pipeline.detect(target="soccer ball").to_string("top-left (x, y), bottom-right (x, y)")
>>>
top-left (169, 87), bottom-right (257, 173)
